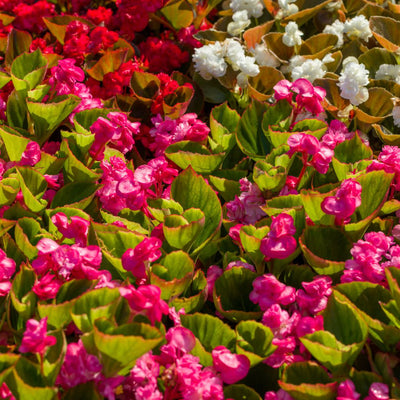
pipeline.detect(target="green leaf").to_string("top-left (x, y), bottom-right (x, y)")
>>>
top-left (165, 141), bottom-right (225, 174)
top-left (236, 100), bottom-right (271, 158)
top-left (7, 89), bottom-right (28, 129)
top-left (16, 167), bottom-right (48, 213)
top-left (300, 189), bottom-right (335, 225)
top-left (335, 285), bottom-right (400, 351)
top-left (0, 177), bottom-right (20, 207)
top-left (171, 167), bottom-right (222, 254)
top-left (91, 318), bottom-right (163, 376)
top-left (370, 16), bottom-right (400, 53)
top-left (0, 126), bottom-right (29, 161)
top-left (279, 361), bottom-right (336, 400)
top-left (181, 313), bottom-right (236, 365)
top-left (299, 226), bottom-right (352, 275)
top-left (161, 0), bottom-right (194, 29)
top-left (27, 95), bottom-right (81, 145)
top-left (87, 49), bottom-right (128, 81)
top-left (253, 160), bottom-right (287, 193)
top-left (14, 218), bottom-right (41, 260)
top-left (224, 384), bottom-right (263, 400)
top-left (71, 288), bottom-right (121, 332)
top-left (236, 321), bottom-right (275, 367)
top-left (0, 354), bottom-right (19, 386)
top-left (130, 71), bottom-right (160, 103)
top-left (5, 29), bottom-right (32, 67)
top-left (150, 251), bottom-right (195, 300)
top-left (42, 329), bottom-right (66, 385)
top-left (385, 267), bottom-right (400, 310)
top-left (213, 267), bottom-right (263, 322)
top-left (73, 108), bottom-right (111, 134)
top-left (359, 48), bottom-right (397, 77)
top-left (59, 139), bottom-right (100, 183)
top-left (51, 181), bottom-right (98, 209)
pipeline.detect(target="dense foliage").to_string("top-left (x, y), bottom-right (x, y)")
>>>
top-left (0, 0), bottom-right (399, 399)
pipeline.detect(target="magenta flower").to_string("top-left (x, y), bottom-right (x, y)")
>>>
top-left (250, 274), bottom-right (296, 311)
top-left (262, 304), bottom-right (300, 339)
top-left (121, 237), bottom-right (162, 280)
top-left (287, 133), bottom-right (320, 158)
top-left (365, 383), bottom-right (389, 400)
top-left (273, 80), bottom-right (293, 102)
top-left (119, 284), bottom-right (169, 325)
top-left (206, 265), bottom-right (223, 301)
top-left (321, 179), bottom-right (362, 224)
top-left (261, 213), bottom-right (297, 260)
top-left (337, 379), bottom-right (361, 400)
top-left (19, 317), bottom-right (56, 355)
top-left (51, 212), bottom-right (90, 247)
top-left (296, 276), bottom-right (332, 315)
top-left (212, 346), bottom-right (250, 384)
top-left (0, 249), bottom-right (15, 297)
top-left (56, 340), bottom-right (102, 389)
top-left (265, 389), bottom-right (294, 400)
top-left (291, 78), bottom-right (326, 115)
top-left (20, 142), bottom-right (41, 167)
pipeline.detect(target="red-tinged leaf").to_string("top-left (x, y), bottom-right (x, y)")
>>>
top-left (162, 85), bottom-right (194, 118)
top-left (248, 67), bottom-right (285, 102)
top-left (370, 16), bottom-right (400, 52)
top-left (243, 21), bottom-right (275, 49)
top-left (161, 0), bottom-right (194, 30)
top-left (263, 32), bottom-right (294, 61)
top-left (87, 49), bottom-right (128, 81)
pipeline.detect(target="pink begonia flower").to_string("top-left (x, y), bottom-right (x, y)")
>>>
top-left (49, 58), bottom-right (85, 94)
top-left (287, 133), bottom-right (320, 158)
top-left (96, 375), bottom-right (125, 400)
top-left (262, 304), bottom-right (300, 339)
top-left (123, 352), bottom-right (162, 400)
top-left (20, 142), bottom-right (41, 166)
top-left (279, 176), bottom-right (299, 196)
top-left (0, 249), bottom-right (15, 296)
top-left (296, 276), bottom-right (332, 315)
top-left (311, 143), bottom-right (334, 174)
top-left (32, 273), bottom-right (63, 300)
top-left (296, 315), bottom-right (324, 354)
top-left (250, 274), bottom-right (296, 311)
top-left (226, 178), bottom-right (266, 225)
top-left (212, 346), bottom-right (250, 384)
top-left (56, 340), bottom-right (102, 389)
top-left (364, 383), bottom-right (389, 400)
top-left (321, 179), bottom-right (362, 224)
top-left (368, 145), bottom-right (400, 191)
top-left (264, 336), bottom-right (301, 368)
top-left (206, 265), bottom-right (223, 302)
top-left (261, 213), bottom-right (297, 260)
top-left (19, 317), bottom-right (56, 355)
top-left (226, 261), bottom-right (256, 271)
top-left (337, 379), bottom-right (361, 400)
top-left (0, 383), bottom-right (15, 400)
top-left (322, 120), bottom-right (353, 149)
top-left (51, 212), bottom-right (90, 247)
top-left (273, 80), bottom-right (293, 102)
top-left (291, 78), bottom-right (326, 115)
top-left (120, 284), bottom-right (169, 325)
top-left (265, 389), bottom-right (294, 400)
top-left (121, 237), bottom-right (162, 280)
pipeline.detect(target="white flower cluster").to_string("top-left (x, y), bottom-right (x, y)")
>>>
top-left (193, 38), bottom-right (260, 87)
top-left (227, 10), bottom-right (251, 36)
top-left (282, 21), bottom-right (303, 47)
top-left (323, 15), bottom-right (372, 46)
top-left (276, 0), bottom-right (298, 18)
top-left (338, 57), bottom-right (369, 106)
top-left (250, 42), bottom-right (280, 68)
top-left (290, 53), bottom-right (334, 83)
top-left (229, 0), bottom-right (264, 18)
top-left (375, 64), bottom-right (400, 84)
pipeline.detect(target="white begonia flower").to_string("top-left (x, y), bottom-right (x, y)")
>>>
top-left (276, 0), bottom-right (298, 18)
top-left (323, 20), bottom-right (345, 48)
top-left (250, 42), bottom-right (280, 68)
top-left (338, 57), bottom-right (369, 106)
top-left (343, 15), bottom-right (372, 41)
top-left (375, 64), bottom-right (400, 84)
top-left (325, 0), bottom-right (343, 12)
top-left (229, 0), bottom-right (264, 18)
top-left (290, 53), bottom-right (334, 83)
top-left (393, 106), bottom-right (400, 127)
top-left (227, 10), bottom-right (251, 36)
top-left (192, 42), bottom-right (227, 80)
top-left (282, 21), bottom-right (303, 47)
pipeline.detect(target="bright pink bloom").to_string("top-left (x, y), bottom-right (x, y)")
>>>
top-left (0, 383), bottom-right (15, 400)
top-left (260, 213), bottom-right (297, 260)
top-left (226, 178), bottom-right (266, 224)
top-left (51, 212), bottom-right (90, 247)
top-left (120, 284), bottom-right (169, 325)
top-left (121, 237), bottom-right (162, 279)
top-left (20, 142), bottom-right (41, 166)
top-left (0, 249), bottom-right (15, 296)
top-left (296, 276), bottom-right (332, 315)
top-left (32, 273), bottom-right (62, 300)
top-left (321, 179), bottom-right (362, 224)
top-left (311, 143), bottom-right (334, 174)
top-left (287, 133), bottom-right (320, 158)
top-left (19, 317), bottom-right (56, 355)
top-left (56, 340), bottom-right (102, 389)
top-left (273, 80), bottom-right (293, 102)
top-left (250, 274), bottom-right (296, 311)
top-left (337, 379), bottom-right (361, 400)
top-left (262, 304), bottom-right (300, 339)
top-left (264, 336), bottom-right (299, 368)
top-left (365, 383), bottom-right (389, 400)
top-left (291, 79), bottom-right (326, 115)
top-left (212, 346), bottom-right (250, 384)
top-left (265, 389), bottom-right (294, 400)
